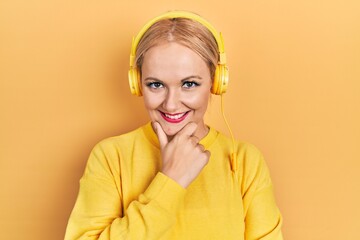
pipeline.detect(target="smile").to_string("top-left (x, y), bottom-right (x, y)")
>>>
top-left (160, 111), bottom-right (190, 123)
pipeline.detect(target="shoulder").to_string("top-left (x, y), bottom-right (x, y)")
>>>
top-left (89, 122), bottom-right (158, 162)
top-left (237, 141), bottom-right (264, 163)
top-left (95, 126), bottom-right (144, 150)
top-left (235, 141), bottom-right (273, 193)
top-left (81, 124), bottom-right (152, 179)
top-left (214, 129), bottom-right (264, 159)
top-left (214, 129), bottom-right (271, 187)
top-left (85, 125), bottom-right (148, 168)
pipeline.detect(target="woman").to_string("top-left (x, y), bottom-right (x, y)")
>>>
top-left (65, 11), bottom-right (283, 240)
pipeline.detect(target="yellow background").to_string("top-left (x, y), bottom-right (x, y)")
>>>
top-left (1, 0), bottom-right (359, 239)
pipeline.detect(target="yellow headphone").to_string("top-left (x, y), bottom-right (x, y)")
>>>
top-left (128, 10), bottom-right (229, 96)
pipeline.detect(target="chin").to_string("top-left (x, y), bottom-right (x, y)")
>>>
top-left (160, 122), bottom-right (185, 137)
top-left (164, 125), bottom-right (183, 136)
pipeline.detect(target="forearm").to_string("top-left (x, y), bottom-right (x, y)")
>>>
top-left (65, 173), bottom-right (186, 240)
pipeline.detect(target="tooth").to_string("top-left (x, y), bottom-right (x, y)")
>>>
top-left (165, 113), bottom-right (185, 119)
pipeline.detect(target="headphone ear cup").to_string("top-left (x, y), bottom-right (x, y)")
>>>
top-left (128, 68), bottom-right (142, 96)
top-left (211, 64), bottom-right (229, 95)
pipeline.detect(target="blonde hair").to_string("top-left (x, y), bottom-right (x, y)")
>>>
top-left (135, 18), bottom-right (219, 79)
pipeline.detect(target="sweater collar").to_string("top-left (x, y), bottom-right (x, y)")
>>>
top-left (142, 122), bottom-right (218, 149)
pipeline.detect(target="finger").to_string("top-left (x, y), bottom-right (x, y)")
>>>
top-left (204, 150), bottom-right (211, 158)
top-left (190, 135), bottom-right (200, 145)
top-left (197, 143), bottom-right (205, 152)
top-left (153, 122), bottom-right (168, 149)
top-left (177, 122), bottom-right (198, 138)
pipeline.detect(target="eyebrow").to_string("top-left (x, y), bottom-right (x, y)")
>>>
top-left (181, 75), bottom-right (202, 82)
top-left (144, 75), bottom-right (203, 82)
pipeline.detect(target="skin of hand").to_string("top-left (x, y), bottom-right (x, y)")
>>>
top-left (153, 121), bottom-right (211, 188)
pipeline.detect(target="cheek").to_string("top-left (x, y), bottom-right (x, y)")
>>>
top-left (143, 93), bottom-right (161, 110)
top-left (183, 91), bottom-right (210, 111)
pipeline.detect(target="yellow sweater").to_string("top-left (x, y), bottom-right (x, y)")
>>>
top-left (65, 123), bottom-right (283, 239)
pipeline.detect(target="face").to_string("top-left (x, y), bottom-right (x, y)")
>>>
top-left (141, 42), bottom-right (212, 139)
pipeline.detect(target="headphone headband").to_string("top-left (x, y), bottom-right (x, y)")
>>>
top-left (129, 10), bottom-right (226, 68)
top-left (128, 10), bottom-right (229, 96)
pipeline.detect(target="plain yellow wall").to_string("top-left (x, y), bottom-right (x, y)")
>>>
top-left (1, 0), bottom-right (359, 239)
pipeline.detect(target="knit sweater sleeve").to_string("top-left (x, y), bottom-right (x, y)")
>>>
top-left (239, 144), bottom-right (283, 240)
top-left (64, 141), bottom-right (186, 240)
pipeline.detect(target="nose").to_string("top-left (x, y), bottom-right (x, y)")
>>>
top-left (162, 88), bottom-right (181, 112)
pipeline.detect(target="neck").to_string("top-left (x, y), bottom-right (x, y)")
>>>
top-left (167, 122), bottom-right (209, 142)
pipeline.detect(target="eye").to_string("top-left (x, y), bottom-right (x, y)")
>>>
top-left (183, 81), bottom-right (200, 89)
top-left (146, 82), bottom-right (164, 89)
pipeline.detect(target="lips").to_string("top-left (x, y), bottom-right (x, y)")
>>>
top-left (160, 111), bottom-right (190, 123)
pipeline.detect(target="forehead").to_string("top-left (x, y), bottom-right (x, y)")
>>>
top-left (141, 42), bottom-right (210, 80)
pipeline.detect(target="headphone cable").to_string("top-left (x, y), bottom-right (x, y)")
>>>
top-left (220, 94), bottom-right (237, 172)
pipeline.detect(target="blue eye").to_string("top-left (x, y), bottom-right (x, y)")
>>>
top-left (146, 82), bottom-right (163, 89)
top-left (183, 81), bottom-right (200, 88)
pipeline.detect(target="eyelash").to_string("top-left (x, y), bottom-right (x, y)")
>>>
top-left (146, 82), bottom-right (163, 89)
top-left (145, 81), bottom-right (200, 90)
top-left (183, 81), bottom-right (200, 88)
